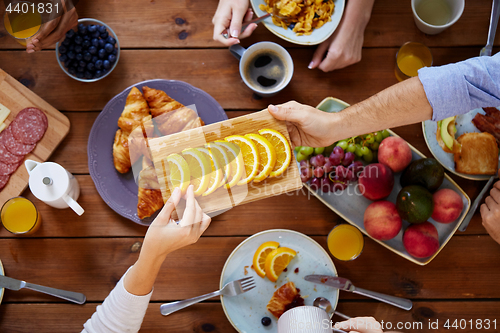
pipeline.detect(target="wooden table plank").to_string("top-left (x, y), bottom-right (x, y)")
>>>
top-left (0, 236), bottom-right (498, 303)
top-left (1, 300), bottom-right (499, 333)
top-left (1, 0), bottom-right (498, 49)
top-left (0, 47), bottom-right (494, 112)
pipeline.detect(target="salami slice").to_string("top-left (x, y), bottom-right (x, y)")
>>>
top-left (0, 138), bottom-right (24, 164)
top-left (2, 126), bottom-right (36, 156)
top-left (0, 160), bottom-right (20, 175)
top-left (11, 108), bottom-right (48, 145)
top-left (0, 174), bottom-right (9, 190)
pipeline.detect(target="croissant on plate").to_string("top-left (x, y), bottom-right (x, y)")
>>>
top-left (113, 129), bottom-right (132, 174)
top-left (137, 165), bottom-right (166, 220)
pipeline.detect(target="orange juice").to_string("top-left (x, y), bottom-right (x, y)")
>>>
top-left (4, 10), bottom-right (41, 46)
top-left (395, 42), bottom-right (433, 81)
top-left (1, 197), bottom-right (41, 234)
top-left (327, 224), bottom-right (364, 261)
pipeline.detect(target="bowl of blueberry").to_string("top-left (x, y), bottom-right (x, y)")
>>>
top-left (56, 18), bottom-right (120, 82)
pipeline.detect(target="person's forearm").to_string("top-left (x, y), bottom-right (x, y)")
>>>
top-left (329, 77), bottom-right (433, 142)
top-left (124, 251), bottom-right (167, 296)
top-left (343, 0), bottom-right (375, 31)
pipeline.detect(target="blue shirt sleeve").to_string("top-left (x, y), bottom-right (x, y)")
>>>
top-left (418, 52), bottom-right (500, 121)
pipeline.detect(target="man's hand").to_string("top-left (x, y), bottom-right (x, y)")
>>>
top-left (268, 101), bottom-right (336, 148)
top-left (480, 180), bottom-right (500, 245)
top-left (212, 0), bottom-right (257, 46)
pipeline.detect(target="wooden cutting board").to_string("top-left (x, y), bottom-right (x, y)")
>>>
top-left (149, 109), bottom-right (302, 219)
top-left (0, 69), bottom-right (70, 205)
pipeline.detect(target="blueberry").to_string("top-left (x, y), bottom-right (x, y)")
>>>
top-left (68, 67), bottom-right (76, 75)
top-left (288, 22), bottom-right (296, 29)
top-left (79, 60), bottom-right (87, 68)
top-left (88, 25), bottom-right (97, 33)
top-left (100, 31), bottom-right (109, 39)
top-left (59, 45), bottom-right (67, 54)
top-left (74, 35), bottom-right (83, 44)
top-left (88, 46), bottom-right (97, 55)
top-left (82, 39), bottom-right (91, 48)
top-left (76, 53), bottom-right (83, 61)
top-left (95, 59), bottom-right (103, 69)
top-left (98, 39), bottom-right (105, 48)
top-left (83, 52), bottom-right (92, 62)
top-left (59, 54), bottom-right (68, 63)
top-left (261, 317), bottom-right (271, 326)
top-left (102, 68), bottom-right (108, 75)
top-left (106, 36), bottom-right (116, 45)
top-left (92, 30), bottom-right (100, 38)
top-left (91, 38), bottom-right (99, 47)
top-left (84, 71), bottom-right (93, 79)
top-left (74, 45), bottom-right (82, 53)
top-left (108, 54), bottom-right (116, 63)
top-left (67, 51), bottom-right (75, 59)
top-left (78, 24), bottom-right (87, 34)
top-left (95, 70), bottom-right (102, 77)
top-left (103, 60), bottom-right (111, 69)
top-left (98, 48), bottom-right (107, 59)
top-left (68, 44), bottom-right (75, 51)
top-left (76, 72), bottom-right (84, 79)
top-left (64, 59), bottom-right (73, 68)
top-left (66, 29), bottom-right (75, 38)
top-left (62, 38), bottom-right (71, 46)
top-left (86, 62), bottom-right (95, 71)
top-left (92, 56), bottom-right (98, 63)
top-left (77, 66), bottom-right (85, 73)
top-left (98, 25), bottom-right (107, 34)
top-left (83, 35), bottom-right (91, 41)
top-left (112, 48), bottom-right (118, 55)
top-left (104, 43), bottom-right (114, 53)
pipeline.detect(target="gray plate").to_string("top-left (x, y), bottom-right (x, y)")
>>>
top-left (88, 79), bottom-right (227, 225)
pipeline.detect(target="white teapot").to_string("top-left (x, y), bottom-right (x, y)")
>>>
top-left (25, 160), bottom-right (84, 216)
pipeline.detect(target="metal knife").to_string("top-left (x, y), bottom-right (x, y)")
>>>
top-left (305, 275), bottom-right (412, 311)
top-left (0, 275), bottom-right (86, 304)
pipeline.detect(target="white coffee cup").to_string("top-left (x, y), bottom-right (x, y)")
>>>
top-left (278, 306), bottom-right (333, 333)
top-left (411, 0), bottom-right (465, 35)
top-left (230, 41), bottom-right (294, 97)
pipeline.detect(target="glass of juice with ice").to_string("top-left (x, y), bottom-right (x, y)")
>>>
top-left (3, 1), bottom-right (42, 46)
top-left (327, 224), bottom-right (364, 261)
top-left (395, 42), bottom-right (433, 82)
top-left (1, 197), bottom-right (41, 235)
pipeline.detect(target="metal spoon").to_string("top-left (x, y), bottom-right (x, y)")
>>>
top-left (313, 297), bottom-right (351, 320)
top-left (480, 0), bottom-right (500, 56)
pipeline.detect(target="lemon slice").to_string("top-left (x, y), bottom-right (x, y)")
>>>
top-left (264, 247), bottom-right (297, 282)
top-left (182, 148), bottom-right (212, 196)
top-left (253, 241), bottom-right (280, 278)
top-left (214, 141), bottom-right (244, 189)
top-left (225, 135), bottom-right (259, 185)
top-left (165, 153), bottom-right (190, 195)
top-left (196, 147), bottom-right (223, 197)
top-left (258, 129), bottom-right (292, 177)
top-left (245, 133), bottom-right (277, 182)
top-left (207, 142), bottom-right (232, 188)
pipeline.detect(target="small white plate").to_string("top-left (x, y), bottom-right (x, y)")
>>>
top-left (422, 108), bottom-right (499, 181)
top-left (250, 0), bottom-right (345, 46)
top-left (220, 229), bottom-right (338, 333)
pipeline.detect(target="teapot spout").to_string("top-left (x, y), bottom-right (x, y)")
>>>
top-left (24, 160), bottom-right (40, 174)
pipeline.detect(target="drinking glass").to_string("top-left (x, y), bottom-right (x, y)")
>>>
top-left (395, 42), bottom-right (433, 82)
top-left (3, 1), bottom-right (42, 46)
top-left (1, 197), bottom-right (41, 235)
top-left (327, 224), bottom-right (364, 261)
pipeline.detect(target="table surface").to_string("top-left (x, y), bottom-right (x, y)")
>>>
top-left (0, 0), bottom-right (499, 332)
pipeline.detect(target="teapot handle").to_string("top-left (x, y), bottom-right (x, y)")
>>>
top-left (63, 195), bottom-right (84, 216)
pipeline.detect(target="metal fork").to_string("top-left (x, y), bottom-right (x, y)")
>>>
top-left (160, 276), bottom-right (255, 316)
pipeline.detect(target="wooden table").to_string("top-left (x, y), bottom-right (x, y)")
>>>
top-left (0, 0), bottom-right (499, 332)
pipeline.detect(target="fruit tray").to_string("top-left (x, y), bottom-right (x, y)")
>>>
top-left (302, 97), bottom-right (471, 266)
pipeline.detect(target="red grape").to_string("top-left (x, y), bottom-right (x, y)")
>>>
top-left (346, 169), bottom-right (357, 182)
top-left (332, 180), bottom-right (348, 192)
top-left (313, 166), bottom-right (325, 178)
top-left (335, 165), bottom-right (348, 179)
top-left (323, 160), bottom-right (334, 173)
top-left (300, 167), bottom-right (313, 182)
top-left (320, 177), bottom-right (333, 193)
top-left (333, 146), bottom-right (345, 160)
top-left (299, 160), bottom-right (311, 170)
top-left (329, 153), bottom-right (342, 166)
top-left (310, 177), bottom-right (321, 191)
top-left (342, 152), bottom-right (355, 166)
top-left (349, 161), bottom-right (364, 177)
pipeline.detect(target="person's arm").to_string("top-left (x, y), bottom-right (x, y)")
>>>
top-left (82, 186), bottom-right (211, 333)
top-left (309, 0), bottom-right (375, 72)
top-left (212, 0), bottom-right (257, 46)
top-left (480, 181), bottom-right (500, 245)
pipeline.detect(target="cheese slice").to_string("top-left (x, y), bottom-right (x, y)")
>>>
top-left (0, 103), bottom-right (11, 124)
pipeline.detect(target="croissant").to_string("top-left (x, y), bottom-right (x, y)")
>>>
top-left (128, 120), bottom-right (155, 166)
top-left (137, 165), bottom-right (166, 219)
top-left (118, 87), bottom-right (151, 134)
top-left (267, 282), bottom-right (302, 319)
top-left (113, 129), bottom-right (131, 174)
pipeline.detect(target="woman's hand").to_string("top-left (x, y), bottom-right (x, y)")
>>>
top-left (212, 0), bottom-right (257, 46)
top-left (26, 1), bottom-right (78, 53)
top-left (480, 180), bottom-right (500, 245)
top-left (268, 101), bottom-right (336, 148)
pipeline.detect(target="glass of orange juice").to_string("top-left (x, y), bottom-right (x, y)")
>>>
top-left (3, 1), bottom-right (42, 46)
top-left (395, 42), bottom-right (433, 82)
top-left (327, 224), bottom-right (364, 261)
top-left (1, 197), bottom-right (41, 235)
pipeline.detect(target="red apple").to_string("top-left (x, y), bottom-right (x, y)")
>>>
top-left (403, 222), bottom-right (440, 258)
top-left (358, 163), bottom-right (394, 201)
top-left (431, 189), bottom-right (464, 223)
top-left (364, 201), bottom-right (402, 240)
top-left (378, 137), bottom-right (413, 173)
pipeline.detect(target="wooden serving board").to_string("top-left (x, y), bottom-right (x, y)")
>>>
top-left (0, 69), bottom-right (70, 205)
top-left (149, 109), bottom-right (302, 219)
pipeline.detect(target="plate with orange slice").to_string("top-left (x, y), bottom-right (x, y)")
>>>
top-left (220, 229), bottom-right (338, 333)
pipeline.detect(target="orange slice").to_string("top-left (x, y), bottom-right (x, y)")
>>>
top-left (225, 135), bottom-right (259, 185)
top-left (258, 129), bottom-right (292, 177)
top-left (252, 241), bottom-right (280, 278)
top-left (245, 133), bottom-right (277, 182)
top-left (265, 247), bottom-right (297, 282)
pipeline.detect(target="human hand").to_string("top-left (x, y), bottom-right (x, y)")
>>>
top-left (334, 317), bottom-right (384, 333)
top-left (26, 2), bottom-right (78, 53)
top-left (212, 0), bottom-right (258, 46)
top-left (268, 101), bottom-right (336, 148)
top-left (480, 180), bottom-right (500, 245)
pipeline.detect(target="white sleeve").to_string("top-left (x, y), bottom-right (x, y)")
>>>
top-left (81, 267), bottom-right (153, 333)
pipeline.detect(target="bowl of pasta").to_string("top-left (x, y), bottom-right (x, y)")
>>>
top-left (250, 0), bottom-right (345, 45)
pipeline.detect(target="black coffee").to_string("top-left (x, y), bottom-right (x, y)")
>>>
top-left (244, 50), bottom-right (287, 91)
